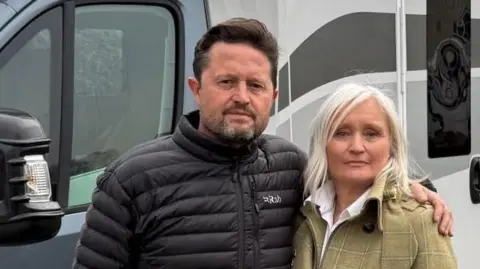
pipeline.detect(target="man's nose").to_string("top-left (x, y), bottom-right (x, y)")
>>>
top-left (232, 81), bottom-right (250, 104)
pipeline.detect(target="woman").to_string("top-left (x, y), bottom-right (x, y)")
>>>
top-left (292, 83), bottom-right (457, 269)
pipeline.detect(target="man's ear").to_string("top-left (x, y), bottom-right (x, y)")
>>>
top-left (272, 88), bottom-right (278, 101)
top-left (188, 77), bottom-right (201, 104)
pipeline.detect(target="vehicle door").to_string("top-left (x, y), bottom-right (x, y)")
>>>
top-left (0, 0), bottom-right (206, 268)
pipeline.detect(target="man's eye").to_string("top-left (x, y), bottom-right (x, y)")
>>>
top-left (220, 80), bottom-right (233, 84)
top-left (250, 83), bottom-right (263, 90)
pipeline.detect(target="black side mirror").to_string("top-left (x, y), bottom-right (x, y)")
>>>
top-left (0, 108), bottom-right (64, 246)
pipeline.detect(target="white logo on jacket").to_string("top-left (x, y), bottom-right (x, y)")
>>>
top-left (262, 195), bottom-right (282, 204)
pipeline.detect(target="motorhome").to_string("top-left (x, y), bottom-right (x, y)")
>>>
top-left (0, 0), bottom-right (477, 268)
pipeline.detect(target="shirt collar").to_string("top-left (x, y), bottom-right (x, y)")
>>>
top-left (306, 180), bottom-right (371, 218)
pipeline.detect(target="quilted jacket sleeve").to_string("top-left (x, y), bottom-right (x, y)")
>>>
top-left (72, 171), bottom-right (136, 269)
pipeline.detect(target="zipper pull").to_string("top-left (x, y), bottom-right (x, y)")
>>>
top-left (231, 157), bottom-right (239, 182)
top-left (250, 178), bottom-right (260, 213)
top-left (249, 178), bottom-right (256, 197)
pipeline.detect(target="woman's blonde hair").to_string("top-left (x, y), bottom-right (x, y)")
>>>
top-left (303, 82), bottom-right (428, 197)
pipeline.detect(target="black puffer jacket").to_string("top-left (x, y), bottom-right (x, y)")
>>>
top-left (72, 110), bottom-right (307, 269)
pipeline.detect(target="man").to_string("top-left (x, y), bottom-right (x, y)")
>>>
top-left (72, 18), bottom-right (452, 269)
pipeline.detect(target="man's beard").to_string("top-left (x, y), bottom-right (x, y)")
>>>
top-left (200, 106), bottom-right (265, 145)
top-left (214, 120), bottom-right (256, 144)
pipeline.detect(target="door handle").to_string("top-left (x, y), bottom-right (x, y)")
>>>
top-left (469, 156), bottom-right (480, 204)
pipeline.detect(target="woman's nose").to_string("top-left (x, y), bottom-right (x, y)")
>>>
top-left (349, 134), bottom-right (365, 153)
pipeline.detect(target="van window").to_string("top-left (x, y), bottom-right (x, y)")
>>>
top-left (68, 4), bottom-right (177, 207)
top-left (426, 0), bottom-right (471, 158)
top-left (0, 29), bottom-right (52, 135)
top-left (0, 7), bottom-right (62, 204)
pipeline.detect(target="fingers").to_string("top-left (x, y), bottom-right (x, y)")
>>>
top-left (410, 182), bottom-right (428, 203)
top-left (430, 193), bottom-right (443, 223)
top-left (427, 190), bottom-right (454, 236)
top-left (440, 206), bottom-right (454, 237)
top-left (446, 216), bottom-right (454, 237)
top-left (437, 207), bottom-right (449, 236)
top-left (421, 185), bottom-right (441, 222)
top-left (409, 182), bottom-right (454, 236)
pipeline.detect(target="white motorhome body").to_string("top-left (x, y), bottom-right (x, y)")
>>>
top-left (207, 0), bottom-right (478, 268)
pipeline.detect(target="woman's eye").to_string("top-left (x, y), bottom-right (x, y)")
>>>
top-left (364, 131), bottom-right (379, 139)
top-left (334, 131), bottom-right (349, 137)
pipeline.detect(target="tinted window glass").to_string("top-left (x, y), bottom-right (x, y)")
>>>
top-left (427, 0), bottom-right (471, 158)
top-left (68, 4), bottom-right (177, 207)
top-left (0, 29), bottom-right (51, 135)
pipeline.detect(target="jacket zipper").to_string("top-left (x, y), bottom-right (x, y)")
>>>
top-left (248, 178), bottom-right (260, 269)
top-left (233, 159), bottom-right (245, 269)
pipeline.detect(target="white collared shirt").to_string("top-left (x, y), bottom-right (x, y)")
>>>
top-left (305, 180), bottom-right (371, 260)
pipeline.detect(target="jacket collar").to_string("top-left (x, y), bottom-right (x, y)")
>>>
top-left (172, 110), bottom-right (259, 164)
top-left (301, 177), bottom-right (398, 232)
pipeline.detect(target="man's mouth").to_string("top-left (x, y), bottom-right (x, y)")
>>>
top-left (225, 109), bottom-right (254, 119)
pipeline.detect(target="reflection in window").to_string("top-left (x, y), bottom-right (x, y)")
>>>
top-left (68, 5), bottom-right (176, 207)
top-left (427, 0), bottom-right (471, 158)
top-left (0, 29), bottom-right (51, 135)
top-left (75, 29), bottom-right (124, 96)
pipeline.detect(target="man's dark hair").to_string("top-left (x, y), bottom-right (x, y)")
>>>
top-left (193, 18), bottom-right (279, 88)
